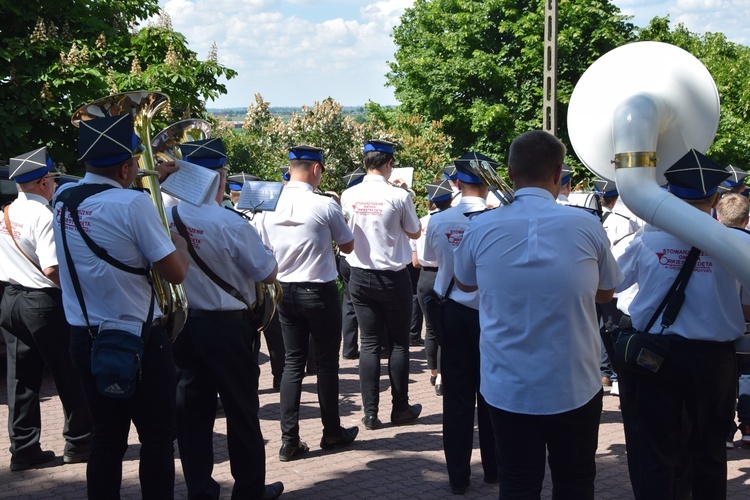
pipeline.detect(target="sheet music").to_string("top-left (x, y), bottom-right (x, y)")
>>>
top-left (160, 159), bottom-right (220, 206)
top-left (389, 167), bottom-right (414, 188)
top-left (236, 181), bottom-right (284, 212)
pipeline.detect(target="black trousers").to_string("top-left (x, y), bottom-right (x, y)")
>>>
top-left (338, 257), bottom-right (359, 357)
top-left (625, 337), bottom-right (736, 500)
top-left (1, 286), bottom-right (92, 459)
top-left (173, 313), bottom-right (267, 500)
top-left (489, 390), bottom-right (603, 500)
top-left (349, 267), bottom-right (413, 415)
top-left (408, 264), bottom-right (423, 340)
top-left (70, 323), bottom-right (176, 500)
top-left (278, 281), bottom-right (342, 444)
top-left (441, 299), bottom-right (497, 487)
top-left (262, 312), bottom-right (286, 385)
top-left (416, 268), bottom-right (439, 370)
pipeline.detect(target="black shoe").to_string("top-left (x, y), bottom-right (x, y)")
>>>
top-left (361, 414), bottom-right (381, 430)
top-left (483, 475), bottom-right (499, 485)
top-left (10, 450), bottom-right (56, 471)
top-left (261, 481), bottom-right (284, 500)
top-left (343, 352), bottom-right (360, 360)
top-left (435, 383), bottom-right (443, 396)
top-left (450, 482), bottom-right (469, 495)
top-left (63, 451), bottom-right (89, 464)
top-left (391, 404), bottom-right (422, 425)
top-left (278, 442), bottom-right (309, 462)
top-left (320, 426), bottom-right (359, 450)
top-left (429, 375), bottom-right (437, 386)
top-left (409, 338), bottom-right (424, 347)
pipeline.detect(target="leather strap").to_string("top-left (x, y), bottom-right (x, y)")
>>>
top-left (3, 204), bottom-right (45, 275)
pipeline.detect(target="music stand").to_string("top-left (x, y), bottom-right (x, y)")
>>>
top-left (236, 181), bottom-right (284, 213)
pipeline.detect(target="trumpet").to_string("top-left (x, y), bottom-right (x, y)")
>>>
top-left (71, 91), bottom-right (189, 340)
top-left (468, 159), bottom-right (514, 205)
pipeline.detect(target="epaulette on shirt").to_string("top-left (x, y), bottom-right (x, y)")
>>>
top-left (463, 208), bottom-right (494, 221)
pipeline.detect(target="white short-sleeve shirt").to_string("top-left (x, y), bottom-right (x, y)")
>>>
top-left (454, 187), bottom-right (623, 415)
top-left (0, 192), bottom-right (58, 289)
top-left (617, 224), bottom-right (748, 342)
top-left (256, 181), bottom-right (352, 283)
top-left (166, 201), bottom-right (277, 310)
top-left (411, 212), bottom-right (439, 268)
top-left (424, 196), bottom-right (487, 310)
top-left (53, 173), bottom-right (176, 326)
top-left (341, 175), bottom-right (420, 271)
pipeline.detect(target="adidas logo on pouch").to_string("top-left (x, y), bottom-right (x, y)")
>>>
top-left (104, 383), bottom-right (125, 395)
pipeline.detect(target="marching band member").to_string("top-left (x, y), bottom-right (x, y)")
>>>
top-left (423, 153), bottom-right (498, 494)
top-left (53, 115), bottom-right (190, 499)
top-left (617, 150), bottom-right (749, 499)
top-left (165, 138), bottom-right (283, 500)
top-left (1, 148), bottom-right (92, 471)
top-left (256, 145), bottom-right (358, 462)
top-left (411, 179), bottom-right (452, 395)
top-left (454, 131), bottom-right (622, 499)
top-left (340, 139), bottom-right (422, 430)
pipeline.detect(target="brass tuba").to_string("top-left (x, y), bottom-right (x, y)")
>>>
top-left (71, 91), bottom-right (189, 340)
top-left (151, 118), bottom-right (212, 163)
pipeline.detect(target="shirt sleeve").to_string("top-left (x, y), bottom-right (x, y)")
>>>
top-left (595, 225), bottom-right (624, 291)
top-left (453, 226), bottom-right (477, 287)
top-left (231, 221), bottom-right (277, 283)
top-left (615, 236), bottom-right (641, 292)
top-left (34, 208), bottom-right (58, 270)
top-left (400, 193), bottom-right (421, 235)
top-left (327, 201), bottom-right (354, 246)
top-left (129, 194), bottom-right (176, 264)
top-left (423, 222), bottom-right (437, 262)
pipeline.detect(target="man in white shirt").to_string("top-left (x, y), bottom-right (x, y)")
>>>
top-left (616, 150), bottom-right (748, 499)
top-left (340, 140), bottom-right (422, 430)
top-left (1, 148), bottom-right (92, 471)
top-left (424, 153), bottom-right (498, 494)
top-left (54, 114), bottom-right (190, 499)
top-left (256, 145), bottom-right (358, 462)
top-left (454, 130), bottom-right (622, 499)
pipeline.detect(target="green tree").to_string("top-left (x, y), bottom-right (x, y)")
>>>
top-left (387, 0), bottom-right (635, 174)
top-left (0, 2), bottom-right (235, 170)
top-left (637, 17), bottom-right (750, 170)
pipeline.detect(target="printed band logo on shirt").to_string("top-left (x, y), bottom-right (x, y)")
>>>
top-left (351, 201), bottom-right (384, 216)
top-left (168, 221), bottom-right (203, 248)
top-left (445, 229), bottom-right (465, 247)
top-left (56, 207), bottom-right (94, 233)
top-left (656, 248), bottom-right (713, 273)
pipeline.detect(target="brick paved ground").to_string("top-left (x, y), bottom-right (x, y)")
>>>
top-left (1, 343), bottom-right (749, 499)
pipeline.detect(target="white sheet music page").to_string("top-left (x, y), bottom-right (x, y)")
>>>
top-left (160, 159), bottom-right (220, 206)
top-left (236, 181), bottom-right (284, 212)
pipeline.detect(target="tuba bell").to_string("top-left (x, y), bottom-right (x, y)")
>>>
top-left (72, 91), bottom-right (189, 340)
top-left (151, 118), bottom-right (212, 164)
top-left (567, 41), bottom-right (750, 290)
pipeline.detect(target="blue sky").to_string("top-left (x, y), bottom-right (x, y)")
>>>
top-left (157, 0), bottom-right (750, 109)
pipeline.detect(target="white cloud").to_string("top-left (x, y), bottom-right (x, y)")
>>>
top-left (154, 0), bottom-right (748, 108)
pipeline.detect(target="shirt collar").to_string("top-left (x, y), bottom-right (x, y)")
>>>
top-left (515, 187), bottom-right (556, 201)
top-left (81, 172), bottom-right (123, 188)
top-left (362, 174), bottom-right (387, 183)
top-left (285, 180), bottom-right (314, 192)
top-left (16, 192), bottom-right (49, 205)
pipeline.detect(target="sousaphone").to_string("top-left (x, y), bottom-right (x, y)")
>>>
top-left (568, 41), bottom-right (750, 289)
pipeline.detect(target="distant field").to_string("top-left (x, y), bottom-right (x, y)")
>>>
top-left (208, 106), bottom-right (370, 123)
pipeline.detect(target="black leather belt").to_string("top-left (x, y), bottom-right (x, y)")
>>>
top-left (281, 281), bottom-right (337, 291)
top-left (9, 283), bottom-right (60, 294)
top-left (189, 308), bottom-right (247, 320)
top-left (422, 267), bottom-right (438, 272)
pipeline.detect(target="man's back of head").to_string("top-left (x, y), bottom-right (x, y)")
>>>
top-left (508, 130), bottom-right (566, 187)
top-left (716, 193), bottom-right (750, 229)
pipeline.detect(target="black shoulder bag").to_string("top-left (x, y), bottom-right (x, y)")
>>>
top-left (605, 246), bottom-right (701, 375)
top-left (58, 185), bottom-right (155, 399)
